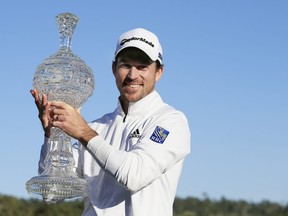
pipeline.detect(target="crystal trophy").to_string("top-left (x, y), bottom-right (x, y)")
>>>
top-left (26, 12), bottom-right (94, 203)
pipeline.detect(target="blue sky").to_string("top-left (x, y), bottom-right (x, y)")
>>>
top-left (0, 0), bottom-right (287, 204)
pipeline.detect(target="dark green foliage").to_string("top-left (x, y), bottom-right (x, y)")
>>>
top-left (0, 195), bottom-right (83, 216)
top-left (0, 194), bottom-right (287, 216)
top-left (173, 196), bottom-right (288, 216)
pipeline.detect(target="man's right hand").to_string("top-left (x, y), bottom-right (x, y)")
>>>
top-left (30, 89), bottom-right (52, 138)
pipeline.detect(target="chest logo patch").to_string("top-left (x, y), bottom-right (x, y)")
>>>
top-left (150, 126), bottom-right (170, 144)
top-left (129, 129), bottom-right (141, 139)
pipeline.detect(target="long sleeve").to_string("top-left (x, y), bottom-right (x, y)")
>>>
top-left (38, 136), bottom-right (50, 174)
top-left (86, 111), bottom-right (190, 192)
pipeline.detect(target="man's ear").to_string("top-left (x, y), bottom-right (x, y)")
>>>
top-left (112, 61), bottom-right (116, 76)
top-left (155, 66), bottom-right (164, 82)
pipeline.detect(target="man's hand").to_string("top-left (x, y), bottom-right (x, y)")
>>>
top-left (49, 101), bottom-right (97, 146)
top-left (30, 89), bottom-right (52, 137)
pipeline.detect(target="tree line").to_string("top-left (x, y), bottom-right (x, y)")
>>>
top-left (0, 194), bottom-right (287, 216)
top-left (173, 196), bottom-right (288, 216)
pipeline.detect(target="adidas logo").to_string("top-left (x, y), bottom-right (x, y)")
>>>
top-left (129, 129), bottom-right (141, 139)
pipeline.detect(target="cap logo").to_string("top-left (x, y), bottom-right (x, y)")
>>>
top-left (120, 37), bottom-right (155, 48)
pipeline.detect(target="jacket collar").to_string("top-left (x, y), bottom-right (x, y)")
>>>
top-left (117, 91), bottom-right (163, 118)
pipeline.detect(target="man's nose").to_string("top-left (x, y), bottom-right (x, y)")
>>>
top-left (127, 66), bottom-right (139, 79)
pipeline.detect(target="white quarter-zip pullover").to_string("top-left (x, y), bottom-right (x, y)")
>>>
top-left (39, 91), bottom-right (190, 216)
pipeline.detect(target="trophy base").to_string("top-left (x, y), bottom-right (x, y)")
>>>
top-left (26, 175), bottom-right (89, 204)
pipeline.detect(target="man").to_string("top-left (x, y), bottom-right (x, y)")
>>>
top-left (31, 28), bottom-right (191, 216)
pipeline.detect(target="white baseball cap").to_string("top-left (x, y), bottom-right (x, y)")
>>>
top-left (114, 28), bottom-right (163, 65)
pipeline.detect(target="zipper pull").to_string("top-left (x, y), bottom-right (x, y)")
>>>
top-left (123, 114), bottom-right (127, 123)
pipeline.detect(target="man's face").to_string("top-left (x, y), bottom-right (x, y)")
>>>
top-left (113, 48), bottom-right (163, 104)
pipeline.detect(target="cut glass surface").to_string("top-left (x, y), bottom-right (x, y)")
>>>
top-left (26, 12), bottom-right (94, 204)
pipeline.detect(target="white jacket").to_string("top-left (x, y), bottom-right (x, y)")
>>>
top-left (40, 91), bottom-right (190, 216)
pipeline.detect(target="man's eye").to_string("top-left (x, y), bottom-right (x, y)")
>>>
top-left (120, 64), bottom-right (131, 69)
top-left (136, 65), bottom-right (148, 70)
